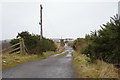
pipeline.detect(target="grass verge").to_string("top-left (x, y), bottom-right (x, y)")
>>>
top-left (58, 52), bottom-right (68, 56)
top-left (73, 52), bottom-right (119, 78)
top-left (1, 50), bottom-right (63, 70)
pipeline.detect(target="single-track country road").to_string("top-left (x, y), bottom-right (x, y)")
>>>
top-left (2, 48), bottom-right (75, 78)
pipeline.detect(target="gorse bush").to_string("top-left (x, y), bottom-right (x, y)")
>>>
top-left (10, 31), bottom-right (57, 55)
top-left (73, 14), bottom-right (120, 64)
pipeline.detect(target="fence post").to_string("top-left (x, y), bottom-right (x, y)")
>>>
top-left (22, 39), bottom-right (27, 55)
top-left (20, 38), bottom-right (23, 54)
top-left (20, 38), bottom-right (26, 55)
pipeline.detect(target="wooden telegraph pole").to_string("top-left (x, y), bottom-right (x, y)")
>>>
top-left (39, 4), bottom-right (43, 39)
top-left (118, 1), bottom-right (120, 18)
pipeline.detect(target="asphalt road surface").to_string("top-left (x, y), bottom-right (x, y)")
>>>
top-left (2, 48), bottom-right (75, 78)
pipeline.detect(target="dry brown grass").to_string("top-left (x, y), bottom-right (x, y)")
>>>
top-left (73, 52), bottom-right (119, 78)
top-left (1, 53), bottom-right (39, 70)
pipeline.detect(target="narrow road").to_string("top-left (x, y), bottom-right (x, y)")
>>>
top-left (2, 48), bottom-right (75, 78)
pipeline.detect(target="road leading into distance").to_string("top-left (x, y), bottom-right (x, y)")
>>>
top-left (2, 48), bottom-right (75, 78)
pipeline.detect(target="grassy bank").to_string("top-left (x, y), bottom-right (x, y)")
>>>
top-left (73, 52), bottom-right (119, 78)
top-left (1, 50), bottom-right (63, 70)
top-left (58, 52), bottom-right (68, 56)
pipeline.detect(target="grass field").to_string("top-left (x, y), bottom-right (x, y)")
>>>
top-left (73, 52), bottom-right (119, 78)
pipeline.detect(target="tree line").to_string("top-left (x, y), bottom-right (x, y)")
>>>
top-left (73, 14), bottom-right (120, 64)
top-left (10, 31), bottom-right (57, 55)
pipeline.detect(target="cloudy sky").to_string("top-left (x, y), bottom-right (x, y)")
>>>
top-left (1, 0), bottom-right (119, 40)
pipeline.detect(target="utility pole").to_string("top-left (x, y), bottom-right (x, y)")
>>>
top-left (39, 4), bottom-right (43, 39)
top-left (118, 1), bottom-right (120, 19)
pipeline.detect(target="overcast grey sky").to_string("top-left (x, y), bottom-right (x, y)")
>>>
top-left (1, 0), bottom-right (119, 40)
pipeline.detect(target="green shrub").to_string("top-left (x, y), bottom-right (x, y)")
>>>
top-left (10, 31), bottom-right (57, 55)
top-left (73, 14), bottom-right (120, 64)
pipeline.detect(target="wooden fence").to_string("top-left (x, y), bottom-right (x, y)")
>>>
top-left (0, 38), bottom-right (28, 55)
